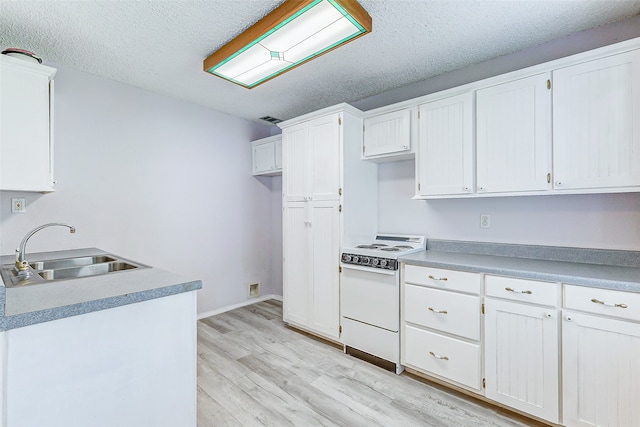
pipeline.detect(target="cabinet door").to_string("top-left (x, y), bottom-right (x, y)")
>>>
top-left (476, 73), bottom-right (551, 193)
top-left (562, 311), bottom-right (640, 427)
top-left (282, 202), bottom-right (310, 326)
top-left (309, 113), bottom-right (341, 201)
top-left (363, 109), bottom-right (411, 158)
top-left (309, 200), bottom-right (340, 339)
top-left (252, 141), bottom-right (275, 175)
top-left (553, 49), bottom-right (640, 190)
top-left (274, 137), bottom-right (282, 170)
top-left (484, 298), bottom-right (559, 423)
top-left (282, 123), bottom-right (310, 202)
top-left (416, 92), bottom-right (474, 196)
top-left (1, 58), bottom-right (54, 191)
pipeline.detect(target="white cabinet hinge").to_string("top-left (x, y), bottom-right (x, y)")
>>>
top-left (482, 378), bottom-right (486, 388)
top-left (481, 303), bottom-right (485, 315)
top-left (338, 205), bottom-right (342, 212)
top-left (338, 188), bottom-right (342, 196)
top-left (418, 183), bottom-right (421, 191)
top-left (339, 325), bottom-right (343, 333)
top-left (338, 117), bottom-right (342, 125)
top-left (547, 173), bottom-right (551, 184)
top-left (339, 266), bottom-right (342, 273)
top-left (547, 79), bottom-right (551, 90)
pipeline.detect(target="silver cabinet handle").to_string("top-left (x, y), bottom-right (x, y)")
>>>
top-left (428, 307), bottom-right (448, 314)
top-left (591, 298), bottom-right (628, 308)
top-left (428, 275), bottom-right (448, 281)
top-left (429, 351), bottom-right (449, 361)
top-left (505, 287), bottom-right (532, 294)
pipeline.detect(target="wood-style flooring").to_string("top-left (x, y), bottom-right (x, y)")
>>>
top-left (197, 299), bottom-right (542, 427)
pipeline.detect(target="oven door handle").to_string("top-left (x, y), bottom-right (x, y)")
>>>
top-left (340, 264), bottom-right (397, 276)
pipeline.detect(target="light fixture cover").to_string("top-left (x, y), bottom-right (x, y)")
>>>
top-left (203, 0), bottom-right (372, 89)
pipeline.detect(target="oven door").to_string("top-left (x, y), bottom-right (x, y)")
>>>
top-left (341, 264), bottom-right (399, 332)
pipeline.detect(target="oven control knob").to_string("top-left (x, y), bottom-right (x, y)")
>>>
top-left (352, 256), bottom-right (359, 263)
top-left (380, 259), bottom-right (388, 267)
top-left (342, 254), bottom-right (351, 262)
top-left (361, 257), bottom-right (370, 265)
top-left (372, 258), bottom-right (379, 266)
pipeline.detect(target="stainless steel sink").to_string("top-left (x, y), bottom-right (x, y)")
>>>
top-left (0, 253), bottom-right (147, 287)
top-left (29, 255), bottom-right (116, 271)
top-left (38, 261), bottom-right (137, 280)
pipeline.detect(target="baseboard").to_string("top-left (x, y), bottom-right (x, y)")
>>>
top-left (197, 294), bottom-right (283, 319)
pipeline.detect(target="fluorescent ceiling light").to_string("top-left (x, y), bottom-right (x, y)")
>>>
top-left (203, 0), bottom-right (372, 89)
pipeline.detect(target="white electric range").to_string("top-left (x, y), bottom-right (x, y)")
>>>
top-left (340, 234), bottom-right (426, 374)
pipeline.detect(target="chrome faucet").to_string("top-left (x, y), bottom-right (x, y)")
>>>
top-left (15, 223), bottom-right (76, 276)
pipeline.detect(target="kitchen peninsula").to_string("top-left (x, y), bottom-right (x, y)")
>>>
top-left (0, 248), bottom-right (201, 427)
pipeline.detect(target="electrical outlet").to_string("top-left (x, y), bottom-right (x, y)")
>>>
top-left (11, 198), bottom-right (26, 214)
top-left (480, 214), bottom-right (491, 229)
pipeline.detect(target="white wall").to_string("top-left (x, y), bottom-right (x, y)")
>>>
top-left (378, 160), bottom-right (640, 250)
top-left (0, 66), bottom-right (276, 314)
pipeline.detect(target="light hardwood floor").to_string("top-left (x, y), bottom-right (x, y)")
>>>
top-left (197, 299), bottom-right (543, 427)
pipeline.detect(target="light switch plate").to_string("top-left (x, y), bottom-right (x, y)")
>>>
top-left (11, 198), bottom-right (26, 214)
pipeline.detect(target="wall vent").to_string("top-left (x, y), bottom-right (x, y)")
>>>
top-left (248, 282), bottom-right (260, 298)
top-left (259, 116), bottom-right (283, 124)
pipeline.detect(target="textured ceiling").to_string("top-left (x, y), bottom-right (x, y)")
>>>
top-left (1, 0), bottom-right (640, 123)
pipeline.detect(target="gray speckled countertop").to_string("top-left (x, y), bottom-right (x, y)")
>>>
top-left (0, 248), bottom-right (202, 330)
top-left (399, 240), bottom-right (640, 293)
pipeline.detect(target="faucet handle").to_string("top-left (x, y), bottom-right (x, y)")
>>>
top-left (15, 249), bottom-right (30, 271)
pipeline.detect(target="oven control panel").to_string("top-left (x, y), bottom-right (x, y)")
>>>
top-left (341, 253), bottom-right (398, 270)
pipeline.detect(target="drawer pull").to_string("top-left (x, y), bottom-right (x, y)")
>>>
top-left (428, 275), bottom-right (448, 281)
top-left (429, 351), bottom-right (449, 361)
top-left (505, 287), bottom-right (532, 295)
top-left (428, 307), bottom-right (448, 314)
top-left (591, 298), bottom-right (628, 309)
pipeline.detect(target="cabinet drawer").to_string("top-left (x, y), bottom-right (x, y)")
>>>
top-left (486, 275), bottom-right (558, 307)
top-left (404, 325), bottom-right (481, 391)
top-left (564, 285), bottom-right (640, 322)
top-left (405, 284), bottom-right (480, 340)
top-left (404, 265), bottom-right (480, 294)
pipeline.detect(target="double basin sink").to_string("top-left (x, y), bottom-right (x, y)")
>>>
top-left (0, 254), bottom-right (146, 287)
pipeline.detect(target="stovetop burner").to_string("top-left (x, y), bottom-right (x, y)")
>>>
top-left (341, 235), bottom-right (426, 270)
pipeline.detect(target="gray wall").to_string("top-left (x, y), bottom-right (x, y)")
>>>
top-left (0, 66), bottom-right (275, 315)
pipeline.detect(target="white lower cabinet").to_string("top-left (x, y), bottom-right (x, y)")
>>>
top-left (402, 265), bottom-right (482, 392)
top-left (484, 275), bottom-right (559, 424)
top-left (402, 265), bottom-right (640, 427)
top-left (3, 292), bottom-right (197, 427)
top-left (562, 285), bottom-right (640, 427)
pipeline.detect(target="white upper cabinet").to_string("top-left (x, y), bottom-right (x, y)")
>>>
top-left (553, 49), bottom-right (640, 191)
top-left (416, 92), bottom-right (474, 197)
top-left (251, 135), bottom-right (282, 176)
top-left (283, 114), bottom-right (341, 203)
top-left (363, 108), bottom-right (413, 161)
top-left (476, 73), bottom-right (551, 194)
top-left (309, 113), bottom-right (341, 201)
top-left (1, 56), bottom-right (56, 192)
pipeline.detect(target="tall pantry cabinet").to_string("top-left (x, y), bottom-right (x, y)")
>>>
top-left (279, 104), bottom-right (377, 341)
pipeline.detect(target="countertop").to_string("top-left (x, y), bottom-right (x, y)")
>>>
top-left (399, 240), bottom-right (640, 293)
top-left (0, 248), bottom-right (202, 330)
